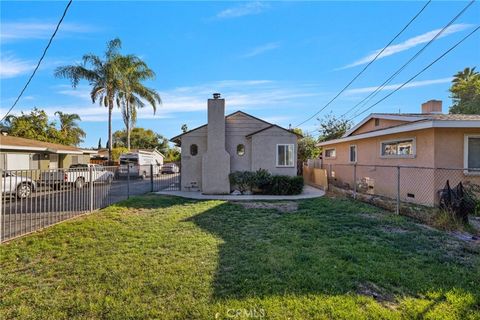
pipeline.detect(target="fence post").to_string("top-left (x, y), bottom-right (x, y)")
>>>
top-left (353, 164), bottom-right (357, 199)
top-left (89, 166), bottom-right (94, 212)
top-left (150, 164), bottom-right (154, 192)
top-left (396, 166), bottom-right (400, 215)
top-left (127, 163), bottom-right (130, 199)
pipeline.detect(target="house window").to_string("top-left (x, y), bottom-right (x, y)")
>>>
top-left (324, 148), bottom-right (336, 159)
top-left (381, 139), bottom-right (415, 157)
top-left (71, 155), bottom-right (79, 165)
top-left (375, 118), bottom-right (380, 126)
top-left (349, 145), bottom-right (357, 163)
top-left (465, 135), bottom-right (480, 174)
top-left (190, 144), bottom-right (198, 156)
top-left (237, 144), bottom-right (245, 156)
top-left (276, 144), bottom-right (294, 167)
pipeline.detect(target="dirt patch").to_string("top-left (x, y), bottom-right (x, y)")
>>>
top-left (356, 282), bottom-right (395, 305)
top-left (235, 201), bottom-right (298, 213)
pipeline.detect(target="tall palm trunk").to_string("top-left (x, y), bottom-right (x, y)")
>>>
top-left (108, 98), bottom-right (114, 163)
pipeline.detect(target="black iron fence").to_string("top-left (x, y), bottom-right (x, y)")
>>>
top-left (0, 164), bottom-right (180, 242)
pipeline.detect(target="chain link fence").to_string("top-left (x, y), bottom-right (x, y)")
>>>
top-left (304, 162), bottom-right (480, 213)
top-left (0, 164), bottom-right (180, 242)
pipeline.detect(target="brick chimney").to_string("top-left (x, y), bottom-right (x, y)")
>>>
top-left (201, 93), bottom-right (231, 194)
top-left (421, 100), bottom-right (442, 114)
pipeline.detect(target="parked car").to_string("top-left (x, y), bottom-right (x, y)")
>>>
top-left (40, 164), bottom-right (114, 189)
top-left (1, 171), bottom-right (37, 198)
top-left (161, 163), bottom-right (180, 174)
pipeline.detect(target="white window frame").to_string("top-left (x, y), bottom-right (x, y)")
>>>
top-left (464, 134), bottom-right (480, 176)
top-left (324, 148), bottom-right (336, 160)
top-left (276, 144), bottom-right (295, 167)
top-left (379, 137), bottom-right (416, 159)
top-left (349, 145), bottom-right (357, 163)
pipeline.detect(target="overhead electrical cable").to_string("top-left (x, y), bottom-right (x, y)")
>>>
top-left (294, 0), bottom-right (431, 128)
top-left (1, 0), bottom-right (73, 122)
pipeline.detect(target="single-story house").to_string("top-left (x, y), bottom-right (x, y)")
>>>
top-left (0, 135), bottom-right (96, 171)
top-left (317, 100), bottom-right (480, 205)
top-left (171, 93), bottom-right (301, 194)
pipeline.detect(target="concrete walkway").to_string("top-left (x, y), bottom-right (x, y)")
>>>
top-left (155, 185), bottom-right (324, 200)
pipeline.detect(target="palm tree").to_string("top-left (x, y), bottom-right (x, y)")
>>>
top-left (55, 111), bottom-right (86, 146)
top-left (54, 38), bottom-right (123, 161)
top-left (116, 55), bottom-right (161, 150)
top-left (452, 67), bottom-right (478, 86)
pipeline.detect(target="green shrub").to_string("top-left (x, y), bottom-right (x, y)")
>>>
top-left (251, 169), bottom-right (272, 191)
top-left (229, 169), bottom-right (304, 195)
top-left (265, 175), bottom-right (304, 195)
top-left (229, 171), bottom-right (255, 194)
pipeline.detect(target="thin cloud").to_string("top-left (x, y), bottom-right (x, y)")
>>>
top-left (341, 23), bottom-right (472, 69)
top-left (1, 21), bottom-right (94, 42)
top-left (216, 1), bottom-right (267, 19)
top-left (241, 42), bottom-right (280, 58)
top-left (345, 77), bottom-right (453, 95)
top-left (0, 55), bottom-right (35, 78)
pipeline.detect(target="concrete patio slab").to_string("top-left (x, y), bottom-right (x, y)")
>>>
top-left (155, 185), bottom-right (325, 200)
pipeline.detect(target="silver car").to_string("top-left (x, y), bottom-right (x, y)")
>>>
top-left (1, 171), bottom-right (37, 199)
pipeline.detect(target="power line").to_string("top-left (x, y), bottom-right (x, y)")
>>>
top-left (294, 0), bottom-right (431, 128)
top-left (348, 25), bottom-right (480, 121)
top-left (342, 0), bottom-right (475, 118)
top-left (1, 0), bottom-right (73, 122)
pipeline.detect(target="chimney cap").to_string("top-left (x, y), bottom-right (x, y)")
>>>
top-left (213, 93), bottom-right (221, 99)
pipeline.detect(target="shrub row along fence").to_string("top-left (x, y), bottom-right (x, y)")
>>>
top-left (0, 164), bottom-right (180, 243)
top-left (303, 163), bottom-right (480, 214)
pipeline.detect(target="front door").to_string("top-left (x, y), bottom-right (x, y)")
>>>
top-left (49, 154), bottom-right (59, 169)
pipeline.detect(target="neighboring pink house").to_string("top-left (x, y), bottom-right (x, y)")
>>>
top-left (317, 100), bottom-right (480, 206)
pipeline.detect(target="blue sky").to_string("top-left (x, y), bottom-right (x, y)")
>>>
top-left (1, 1), bottom-right (479, 148)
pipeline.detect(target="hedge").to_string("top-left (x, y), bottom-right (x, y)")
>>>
top-left (229, 169), bottom-right (304, 195)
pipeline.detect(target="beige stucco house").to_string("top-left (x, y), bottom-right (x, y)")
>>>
top-left (317, 100), bottom-right (480, 205)
top-left (171, 94), bottom-right (300, 194)
top-left (0, 135), bottom-right (95, 172)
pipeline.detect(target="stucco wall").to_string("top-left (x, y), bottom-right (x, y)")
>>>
top-left (251, 126), bottom-right (298, 176)
top-left (226, 113), bottom-right (270, 172)
top-left (322, 127), bottom-right (480, 206)
top-left (180, 127), bottom-right (207, 191)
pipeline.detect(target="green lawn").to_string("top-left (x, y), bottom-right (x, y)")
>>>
top-left (1, 195), bottom-right (479, 319)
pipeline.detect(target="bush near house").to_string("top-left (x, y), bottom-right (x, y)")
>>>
top-left (229, 169), bottom-right (304, 195)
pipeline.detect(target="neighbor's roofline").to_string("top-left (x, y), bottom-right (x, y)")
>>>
top-left (343, 113), bottom-right (425, 137)
top-left (317, 119), bottom-right (480, 146)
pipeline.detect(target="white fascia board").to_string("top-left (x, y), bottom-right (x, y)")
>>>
top-left (54, 149), bottom-right (84, 154)
top-left (0, 145), bottom-right (47, 151)
top-left (318, 120), bottom-right (480, 147)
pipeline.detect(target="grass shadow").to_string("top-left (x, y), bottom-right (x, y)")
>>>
top-left (186, 196), bottom-right (480, 309)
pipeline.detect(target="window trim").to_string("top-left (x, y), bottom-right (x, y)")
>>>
top-left (276, 144), bottom-right (295, 168)
top-left (324, 148), bottom-right (337, 160)
top-left (379, 137), bottom-right (416, 159)
top-left (464, 134), bottom-right (480, 176)
top-left (349, 144), bottom-right (357, 163)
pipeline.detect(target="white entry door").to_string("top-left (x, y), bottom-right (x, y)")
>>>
top-left (49, 154), bottom-right (59, 169)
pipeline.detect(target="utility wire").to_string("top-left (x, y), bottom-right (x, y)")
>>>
top-left (348, 25), bottom-right (480, 121)
top-left (343, 0), bottom-right (475, 118)
top-left (1, 0), bottom-right (73, 122)
top-left (294, 0), bottom-right (431, 128)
